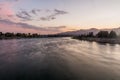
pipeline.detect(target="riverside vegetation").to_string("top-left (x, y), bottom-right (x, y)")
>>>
top-left (73, 31), bottom-right (120, 44)
top-left (0, 32), bottom-right (69, 39)
top-left (0, 31), bottom-right (120, 44)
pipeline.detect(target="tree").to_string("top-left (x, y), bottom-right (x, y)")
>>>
top-left (16, 33), bottom-right (22, 37)
top-left (96, 31), bottom-right (109, 38)
top-left (0, 32), bottom-right (3, 39)
top-left (32, 33), bottom-right (39, 38)
top-left (87, 32), bottom-right (94, 37)
top-left (5, 32), bottom-right (14, 37)
top-left (109, 31), bottom-right (117, 38)
top-left (28, 33), bottom-right (32, 38)
top-left (0, 32), bottom-right (3, 36)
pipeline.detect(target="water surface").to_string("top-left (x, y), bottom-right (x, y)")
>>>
top-left (0, 38), bottom-right (120, 80)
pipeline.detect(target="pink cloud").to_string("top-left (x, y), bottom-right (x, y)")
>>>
top-left (0, 2), bottom-right (14, 15)
top-left (0, 23), bottom-right (37, 33)
top-left (0, 20), bottom-right (62, 34)
top-left (0, 1), bottom-right (20, 22)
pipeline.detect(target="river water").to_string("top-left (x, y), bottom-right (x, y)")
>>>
top-left (0, 38), bottom-right (120, 80)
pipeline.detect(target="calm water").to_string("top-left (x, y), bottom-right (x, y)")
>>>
top-left (0, 38), bottom-right (120, 80)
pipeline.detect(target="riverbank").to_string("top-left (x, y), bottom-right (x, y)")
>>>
top-left (73, 37), bottom-right (120, 44)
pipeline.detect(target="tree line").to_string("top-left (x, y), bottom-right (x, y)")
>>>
top-left (75, 31), bottom-right (119, 39)
top-left (0, 31), bottom-right (119, 39)
top-left (0, 32), bottom-right (40, 39)
top-left (0, 32), bottom-right (70, 39)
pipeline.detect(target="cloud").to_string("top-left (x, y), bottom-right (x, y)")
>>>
top-left (31, 9), bottom-right (37, 15)
top-left (0, 1), bottom-right (19, 22)
top-left (5, 0), bottom-right (21, 2)
top-left (44, 26), bottom-right (66, 32)
top-left (31, 9), bottom-right (41, 15)
top-left (0, 0), bottom-right (69, 34)
top-left (54, 9), bottom-right (68, 15)
top-left (0, 2), bottom-right (14, 15)
top-left (15, 9), bottom-right (68, 21)
top-left (16, 14), bottom-right (32, 21)
top-left (7, 14), bottom-right (14, 18)
top-left (0, 19), bottom-right (67, 34)
top-left (0, 1), bottom-right (68, 22)
top-left (47, 26), bottom-right (66, 29)
top-left (16, 9), bottom-right (33, 21)
top-left (0, 0), bottom-right (25, 22)
top-left (20, 10), bottom-right (31, 17)
top-left (40, 16), bottom-right (56, 21)
top-left (0, 19), bottom-right (43, 30)
top-left (0, 0), bottom-right (69, 22)
top-left (39, 9), bottom-right (68, 21)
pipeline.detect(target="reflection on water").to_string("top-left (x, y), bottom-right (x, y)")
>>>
top-left (0, 38), bottom-right (120, 80)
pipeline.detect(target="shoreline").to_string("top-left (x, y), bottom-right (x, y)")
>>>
top-left (73, 37), bottom-right (120, 44)
top-left (0, 36), bottom-right (68, 40)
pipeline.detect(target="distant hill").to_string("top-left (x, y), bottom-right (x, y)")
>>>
top-left (59, 27), bottom-right (120, 36)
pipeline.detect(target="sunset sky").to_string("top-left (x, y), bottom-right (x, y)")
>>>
top-left (0, 0), bottom-right (120, 34)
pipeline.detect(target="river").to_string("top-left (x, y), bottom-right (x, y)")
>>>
top-left (0, 38), bottom-right (120, 80)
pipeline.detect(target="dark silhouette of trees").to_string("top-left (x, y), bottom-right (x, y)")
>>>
top-left (16, 33), bottom-right (22, 37)
top-left (96, 31), bottom-right (117, 38)
top-left (0, 32), bottom-right (40, 39)
top-left (0, 30), bottom-right (118, 40)
top-left (32, 33), bottom-right (39, 38)
top-left (109, 31), bottom-right (117, 38)
top-left (5, 32), bottom-right (15, 38)
top-left (0, 32), bottom-right (3, 37)
top-left (73, 30), bottom-right (118, 40)
top-left (0, 32), bottom-right (70, 39)
top-left (0, 32), bottom-right (3, 39)
top-left (87, 32), bottom-right (94, 37)
top-left (0, 32), bottom-right (2, 35)
top-left (96, 31), bottom-right (109, 38)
